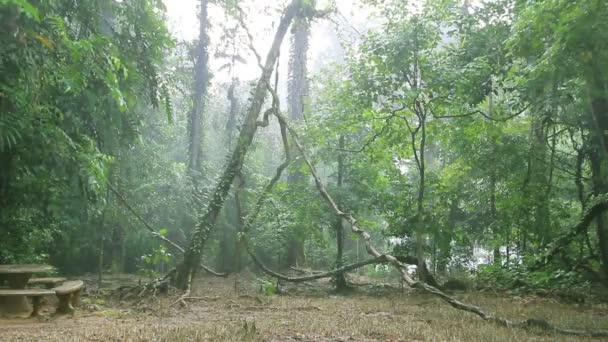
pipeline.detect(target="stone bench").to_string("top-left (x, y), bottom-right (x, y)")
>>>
top-left (53, 280), bottom-right (84, 314)
top-left (28, 277), bottom-right (67, 289)
top-left (0, 289), bottom-right (55, 317)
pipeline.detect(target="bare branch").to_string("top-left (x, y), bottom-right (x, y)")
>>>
top-left (235, 4), bottom-right (264, 70)
top-left (243, 238), bottom-right (387, 282)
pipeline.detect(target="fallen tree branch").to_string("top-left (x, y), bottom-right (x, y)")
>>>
top-left (393, 255), bottom-right (441, 289)
top-left (180, 296), bottom-right (221, 302)
top-left (276, 111), bottom-right (608, 337)
top-left (289, 266), bottom-right (325, 274)
top-left (244, 238), bottom-right (386, 282)
top-left (200, 263), bottom-right (230, 278)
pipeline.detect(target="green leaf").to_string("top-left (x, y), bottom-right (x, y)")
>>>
top-left (1, 0), bottom-right (40, 21)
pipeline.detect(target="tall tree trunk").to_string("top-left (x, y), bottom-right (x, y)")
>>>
top-left (175, 0), bottom-right (302, 289)
top-left (97, 188), bottom-right (110, 287)
top-left (520, 117), bottom-right (549, 253)
top-left (287, 17), bottom-right (309, 122)
top-left (334, 135), bottom-right (347, 291)
top-left (585, 66), bottom-right (608, 281)
top-left (590, 143), bottom-right (608, 282)
top-left (285, 14), bottom-right (310, 267)
top-left (216, 79), bottom-right (241, 274)
top-left (188, 0), bottom-right (210, 174)
top-left (437, 196), bottom-right (458, 274)
top-left (110, 224), bottom-right (125, 273)
top-left (586, 68), bottom-right (608, 156)
top-left (408, 29), bottom-right (430, 282)
top-left (412, 117), bottom-right (427, 281)
top-left (412, 99), bottom-right (428, 281)
top-left (225, 82), bottom-right (239, 134)
top-left (490, 168), bottom-right (501, 266)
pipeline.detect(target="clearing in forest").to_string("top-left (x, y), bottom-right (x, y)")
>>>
top-left (1, 275), bottom-right (608, 342)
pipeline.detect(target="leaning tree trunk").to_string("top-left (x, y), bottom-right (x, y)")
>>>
top-left (175, 0), bottom-right (303, 289)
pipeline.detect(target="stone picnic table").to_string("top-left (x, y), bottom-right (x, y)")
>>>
top-left (0, 264), bottom-right (54, 316)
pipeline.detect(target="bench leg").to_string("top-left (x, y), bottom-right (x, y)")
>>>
top-left (70, 290), bottom-right (81, 308)
top-left (0, 296), bottom-right (31, 317)
top-left (30, 297), bottom-right (42, 317)
top-left (56, 294), bottom-right (74, 314)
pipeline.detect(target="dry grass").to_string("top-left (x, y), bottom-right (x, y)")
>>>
top-left (1, 275), bottom-right (607, 341)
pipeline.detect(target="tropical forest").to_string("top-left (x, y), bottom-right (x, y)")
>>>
top-left (1, 0), bottom-right (608, 340)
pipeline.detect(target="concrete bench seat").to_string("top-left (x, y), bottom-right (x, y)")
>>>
top-left (0, 289), bottom-right (54, 317)
top-left (28, 277), bottom-right (67, 288)
top-left (52, 280), bottom-right (84, 314)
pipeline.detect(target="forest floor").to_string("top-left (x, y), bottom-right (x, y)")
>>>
top-left (1, 273), bottom-right (608, 341)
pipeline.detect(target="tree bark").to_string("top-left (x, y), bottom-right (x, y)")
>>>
top-left (97, 187), bottom-right (111, 286)
top-left (437, 196), bottom-right (459, 274)
top-left (285, 14), bottom-right (311, 268)
top-left (411, 106), bottom-right (427, 282)
top-left (589, 143), bottom-right (608, 281)
top-left (586, 67), bottom-right (608, 156)
top-left (287, 16), bottom-right (310, 122)
top-left (175, 0), bottom-right (303, 289)
top-left (334, 135), bottom-right (347, 291)
top-left (584, 61), bottom-right (608, 281)
top-left (490, 164), bottom-right (500, 266)
top-left (188, 0), bottom-right (210, 173)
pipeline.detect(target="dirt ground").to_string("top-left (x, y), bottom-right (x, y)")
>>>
top-left (1, 274), bottom-right (608, 341)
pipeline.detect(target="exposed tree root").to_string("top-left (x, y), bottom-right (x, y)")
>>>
top-left (172, 272), bottom-right (193, 307)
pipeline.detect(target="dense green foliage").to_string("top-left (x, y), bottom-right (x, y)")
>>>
top-left (1, 0), bottom-right (607, 295)
top-left (0, 0), bottom-right (173, 272)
